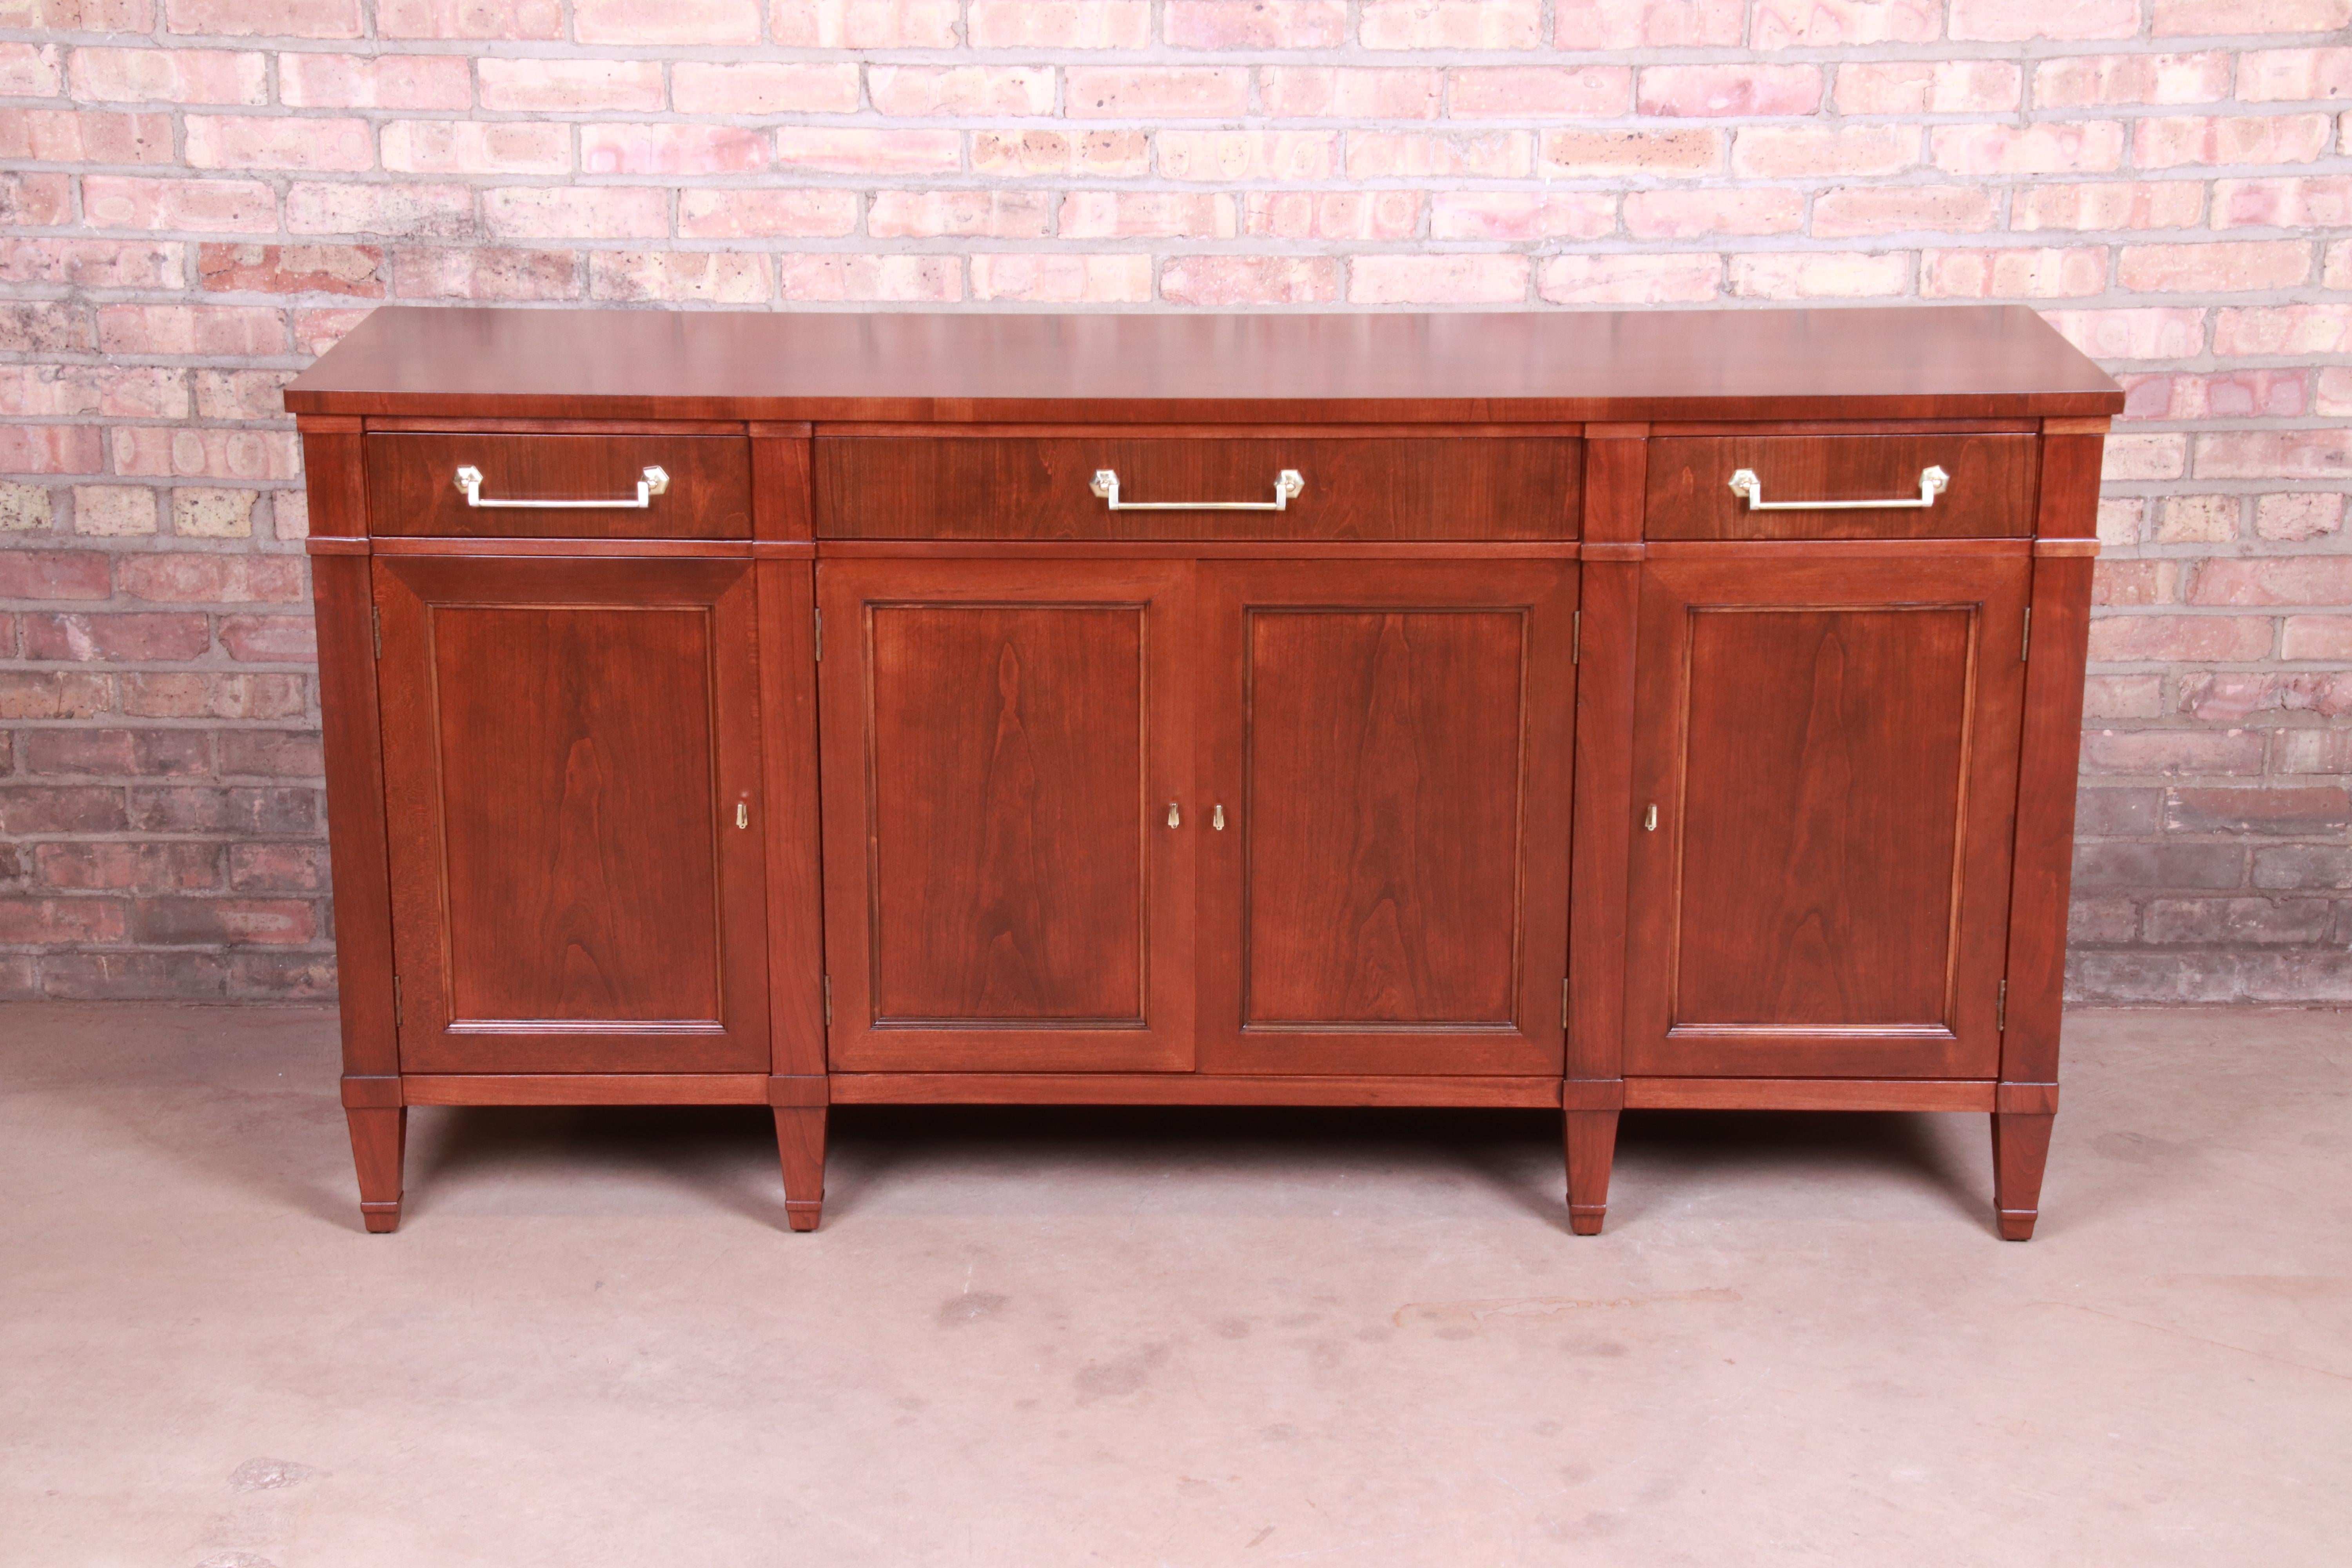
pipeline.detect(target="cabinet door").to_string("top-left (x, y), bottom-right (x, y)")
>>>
top-left (375, 556), bottom-right (769, 1074)
top-left (1625, 548), bottom-right (2029, 1079)
top-left (818, 560), bottom-right (1195, 1072)
top-left (1198, 561), bottom-right (1577, 1076)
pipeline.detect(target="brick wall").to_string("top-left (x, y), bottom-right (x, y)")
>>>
top-left (0, 1), bottom-right (2347, 1004)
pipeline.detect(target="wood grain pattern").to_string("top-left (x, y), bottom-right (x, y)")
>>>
top-left (347, 1106), bottom-right (405, 1233)
top-left (1564, 1111), bottom-right (1617, 1235)
top-left (1624, 550), bottom-right (2029, 1079)
top-left (775, 1105), bottom-right (826, 1230)
top-left (826, 1073), bottom-right (1563, 1107)
top-left (1993, 1111), bottom-right (2055, 1240)
top-left (1197, 561), bottom-right (1575, 1076)
top-left (1624, 1078), bottom-right (1998, 1111)
top-left (1646, 434), bottom-right (2036, 540)
top-left (815, 434), bottom-right (1579, 541)
top-left (755, 559), bottom-right (828, 1081)
top-left (376, 555), bottom-right (769, 1074)
top-left (401, 1074), bottom-right (769, 1105)
top-left (818, 558), bottom-right (1195, 1073)
top-left (285, 305), bottom-right (2125, 423)
top-left (367, 431), bottom-right (750, 539)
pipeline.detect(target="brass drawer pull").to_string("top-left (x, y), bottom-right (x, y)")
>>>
top-left (454, 465), bottom-right (670, 509)
top-left (1091, 468), bottom-right (1304, 512)
top-left (1727, 465), bottom-right (1947, 511)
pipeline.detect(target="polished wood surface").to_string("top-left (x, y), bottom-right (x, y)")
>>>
top-left (375, 555), bottom-right (769, 1074)
top-left (301, 304), bottom-right (2115, 1238)
top-left (815, 434), bottom-right (1579, 540)
top-left (1645, 432), bottom-right (2036, 540)
top-left (827, 1073), bottom-right (1563, 1107)
top-left (1624, 549), bottom-right (2029, 1079)
top-left (818, 559), bottom-right (1196, 1073)
top-left (287, 305), bottom-right (2123, 422)
top-left (1196, 561), bottom-right (1575, 1076)
top-left (367, 431), bottom-right (751, 539)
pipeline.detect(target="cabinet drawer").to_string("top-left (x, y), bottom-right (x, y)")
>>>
top-left (815, 434), bottom-right (1579, 540)
top-left (367, 432), bottom-right (751, 539)
top-left (1646, 434), bottom-right (2035, 540)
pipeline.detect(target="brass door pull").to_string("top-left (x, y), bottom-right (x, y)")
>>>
top-left (1727, 465), bottom-right (1947, 511)
top-left (455, 465), bottom-right (670, 509)
top-left (1092, 469), bottom-right (1305, 512)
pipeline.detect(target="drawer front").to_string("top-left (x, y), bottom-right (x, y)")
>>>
top-left (367, 432), bottom-right (751, 539)
top-left (1646, 434), bottom-right (2036, 540)
top-left (816, 434), bottom-right (1580, 540)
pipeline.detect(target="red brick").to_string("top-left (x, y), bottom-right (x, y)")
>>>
top-left (129, 785), bottom-right (317, 835)
top-left (81, 176), bottom-right (276, 233)
top-left (2187, 557), bottom-right (2352, 607)
top-left (165, 0), bottom-right (360, 33)
top-left (230, 952), bottom-right (337, 1000)
top-left (0, 673), bottom-right (113, 720)
top-left (0, 303), bottom-right (91, 356)
top-left (588, 252), bottom-right (771, 305)
top-left (1624, 187), bottom-right (1803, 239)
top-left (20, 728), bottom-right (206, 777)
top-left (2092, 560), bottom-right (2181, 607)
top-left (110, 428), bottom-right (301, 483)
top-left (1538, 254), bottom-right (1724, 304)
top-left (1060, 192), bottom-right (1230, 240)
top-left (1257, 67), bottom-right (1441, 119)
top-left (0, 898), bottom-right (125, 944)
top-left (1160, 255), bottom-right (1339, 306)
top-left (1536, 129), bottom-right (1717, 178)
top-left (2135, 114), bottom-right (2332, 169)
top-left (776, 256), bottom-right (962, 303)
top-left (1360, 0), bottom-right (1541, 48)
top-left (378, 0), bottom-right (563, 36)
top-left (1426, 191), bottom-right (1610, 242)
top-left (196, 242), bottom-right (383, 297)
top-left (0, 786), bottom-right (128, 834)
top-left (2087, 614), bottom-right (2275, 662)
top-left (574, 0), bottom-right (761, 44)
top-left (1812, 186), bottom-right (2000, 238)
top-left (1751, 0), bottom-right (1938, 45)
top-left (36, 842), bottom-right (221, 893)
top-left (0, 42), bottom-right (61, 97)
top-left (0, 365), bottom-right (189, 420)
top-left (2152, 0), bottom-right (2349, 33)
top-left (1555, 0), bottom-right (1743, 47)
top-left (2119, 240), bottom-right (2311, 293)
top-left (2166, 787), bottom-right (2351, 836)
top-left (227, 843), bottom-right (325, 891)
top-left (0, 172), bottom-right (72, 226)
top-left (1733, 125), bottom-right (1915, 178)
top-left (581, 124), bottom-right (768, 177)
top-left (132, 897), bottom-right (314, 946)
top-left (772, 0), bottom-right (960, 47)
top-left (23, 612), bottom-right (210, 662)
top-left (2033, 52), bottom-right (2233, 107)
top-left (96, 304), bottom-right (286, 357)
top-left (1349, 254), bottom-right (1531, 305)
top-left (1931, 122), bottom-right (2126, 175)
top-left (1350, 131), bottom-right (1530, 179)
top-left (2212, 305), bottom-right (2352, 357)
top-left (677, 191), bottom-right (858, 240)
top-left (279, 52), bottom-right (473, 109)
top-left (2194, 430), bottom-right (2352, 482)
top-left (40, 952), bottom-right (229, 1000)
top-left (970, 253), bottom-right (1151, 303)
top-left (185, 115), bottom-right (374, 173)
top-left (1164, 131), bottom-right (1339, 181)
top-left (2238, 47), bottom-right (2352, 103)
top-left (874, 191), bottom-right (1055, 240)
top-left (0, 240), bottom-right (185, 290)
top-left (1164, 1), bottom-right (1346, 48)
top-left (382, 121), bottom-right (570, 177)
top-left (1833, 61), bottom-right (2021, 114)
top-left (773, 129), bottom-right (963, 176)
top-left (1448, 67), bottom-right (1631, 118)
top-left (2042, 307), bottom-right (2208, 362)
top-left (119, 673), bottom-right (305, 720)
top-left (217, 615), bottom-right (316, 662)
top-left (477, 58), bottom-right (663, 113)
top-left (392, 246), bottom-right (584, 300)
top-left (114, 553), bottom-right (304, 604)
top-left (0, 108), bottom-right (175, 164)
top-left (674, 62), bottom-right (862, 116)
top-left (1067, 67), bottom-right (1249, 118)
top-left (1637, 65), bottom-right (1822, 118)
top-left (2078, 728), bottom-right (2268, 776)
top-left (1243, 189), bottom-right (1423, 240)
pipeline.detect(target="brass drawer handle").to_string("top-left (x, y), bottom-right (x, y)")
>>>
top-left (1727, 465), bottom-right (1947, 511)
top-left (454, 465), bottom-right (670, 509)
top-left (1091, 468), bottom-right (1304, 512)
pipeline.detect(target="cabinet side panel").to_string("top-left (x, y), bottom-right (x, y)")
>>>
top-left (2005, 430), bottom-right (2104, 1085)
top-left (305, 426), bottom-right (398, 1080)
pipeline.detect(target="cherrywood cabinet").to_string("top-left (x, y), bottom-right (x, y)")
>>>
top-left (289, 305), bottom-right (2119, 1241)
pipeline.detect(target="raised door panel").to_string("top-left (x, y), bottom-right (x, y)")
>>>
top-left (1199, 562), bottom-right (1575, 1076)
top-left (1624, 548), bottom-right (2029, 1078)
top-left (375, 556), bottom-right (769, 1074)
top-left (819, 559), bottom-right (1194, 1072)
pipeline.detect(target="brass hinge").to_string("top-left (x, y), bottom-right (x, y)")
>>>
top-left (813, 607), bottom-right (822, 662)
top-left (1571, 609), bottom-right (1581, 665)
top-left (822, 975), bottom-right (832, 1029)
top-left (1561, 978), bottom-right (1571, 1030)
top-left (372, 604), bottom-right (382, 659)
top-left (392, 974), bottom-right (402, 1028)
top-left (1996, 978), bottom-right (2007, 1033)
top-left (2020, 606), bottom-right (2031, 663)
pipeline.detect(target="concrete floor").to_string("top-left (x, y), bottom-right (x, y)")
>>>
top-left (0, 1007), bottom-right (2347, 1567)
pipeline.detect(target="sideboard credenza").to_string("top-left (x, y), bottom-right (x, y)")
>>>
top-left (285, 306), bottom-right (2120, 1239)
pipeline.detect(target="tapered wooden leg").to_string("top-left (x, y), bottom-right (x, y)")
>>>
top-left (1991, 1111), bottom-right (2054, 1241)
top-left (775, 1105), bottom-right (826, 1232)
top-left (1564, 1109), bottom-right (1619, 1236)
top-left (346, 1106), bottom-right (407, 1234)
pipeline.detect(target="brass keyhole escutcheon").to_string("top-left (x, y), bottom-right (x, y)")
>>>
top-left (1644, 803), bottom-right (1659, 832)
top-left (1212, 804), bottom-right (1225, 831)
top-left (1167, 802), bottom-right (1181, 829)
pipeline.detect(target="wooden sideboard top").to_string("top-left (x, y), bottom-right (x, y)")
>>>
top-left (284, 304), bottom-right (2123, 423)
